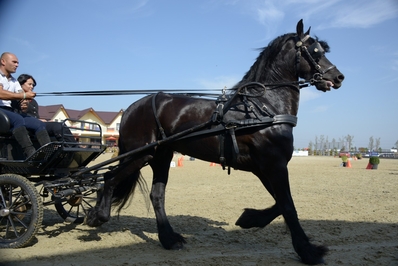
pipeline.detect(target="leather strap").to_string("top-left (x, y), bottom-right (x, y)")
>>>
top-left (152, 93), bottom-right (167, 139)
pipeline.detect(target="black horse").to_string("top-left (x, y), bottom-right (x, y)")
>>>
top-left (86, 20), bottom-right (344, 264)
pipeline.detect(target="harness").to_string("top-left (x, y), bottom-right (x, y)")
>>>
top-left (151, 82), bottom-right (298, 173)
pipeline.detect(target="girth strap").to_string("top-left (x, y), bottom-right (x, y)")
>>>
top-left (228, 114), bottom-right (297, 128)
top-left (152, 93), bottom-right (167, 139)
top-left (177, 114), bottom-right (297, 141)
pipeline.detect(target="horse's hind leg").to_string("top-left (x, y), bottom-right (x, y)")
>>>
top-left (85, 154), bottom-right (152, 227)
top-left (150, 148), bottom-right (186, 250)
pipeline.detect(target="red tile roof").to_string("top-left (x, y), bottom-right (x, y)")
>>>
top-left (94, 110), bottom-right (123, 124)
top-left (38, 104), bottom-right (64, 120)
top-left (38, 105), bottom-right (123, 125)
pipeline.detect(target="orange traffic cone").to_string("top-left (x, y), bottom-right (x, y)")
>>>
top-left (178, 157), bottom-right (183, 167)
top-left (210, 162), bottom-right (216, 166)
top-left (346, 159), bottom-right (352, 168)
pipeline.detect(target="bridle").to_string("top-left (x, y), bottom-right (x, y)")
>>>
top-left (236, 35), bottom-right (338, 94)
top-left (295, 34), bottom-right (336, 86)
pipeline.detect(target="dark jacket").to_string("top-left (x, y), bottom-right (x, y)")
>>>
top-left (11, 99), bottom-right (40, 119)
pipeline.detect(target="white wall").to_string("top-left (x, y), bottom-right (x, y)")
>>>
top-left (292, 151), bottom-right (309, 156)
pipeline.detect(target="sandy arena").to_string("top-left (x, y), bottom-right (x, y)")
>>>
top-left (1, 154), bottom-right (397, 265)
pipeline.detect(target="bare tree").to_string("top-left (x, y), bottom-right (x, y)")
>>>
top-left (338, 136), bottom-right (345, 151)
top-left (368, 136), bottom-right (374, 151)
top-left (319, 135), bottom-right (325, 155)
top-left (375, 137), bottom-right (381, 151)
top-left (323, 142), bottom-right (328, 156)
top-left (331, 138), bottom-right (337, 156)
top-left (325, 136), bottom-right (329, 155)
top-left (346, 134), bottom-right (354, 151)
top-left (308, 141), bottom-right (313, 155)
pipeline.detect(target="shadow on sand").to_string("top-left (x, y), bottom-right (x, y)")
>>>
top-left (2, 209), bottom-right (398, 266)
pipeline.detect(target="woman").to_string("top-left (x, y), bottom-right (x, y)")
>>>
top-left (14, 74), bottom-right (76, 143)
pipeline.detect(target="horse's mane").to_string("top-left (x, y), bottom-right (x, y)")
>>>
top-left (232, 32), bottom-right (330, 91)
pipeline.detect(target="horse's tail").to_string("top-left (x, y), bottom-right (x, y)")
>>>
top-left (105, 145), bottom-right (151, 214)
top-left (111, 168), bottom-right (149, 214)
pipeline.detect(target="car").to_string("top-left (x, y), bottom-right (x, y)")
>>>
top-left (369, 152), bottom-right (379, 157)
top-left (339, 151), bottom-right (350, 157)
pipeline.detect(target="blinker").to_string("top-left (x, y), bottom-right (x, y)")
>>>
top-left (308, 42), bottom-right (324, 60)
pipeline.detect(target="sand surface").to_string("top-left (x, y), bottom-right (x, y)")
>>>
top-left (1, 154), bottom-right (397, 265)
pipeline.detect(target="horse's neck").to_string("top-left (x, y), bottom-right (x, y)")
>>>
top-left (251, 67), bottom-right (300, 116)
top-left (237, 57), bottom-right (300, 116)
top-left (261, 86), bottom-right (300, 116)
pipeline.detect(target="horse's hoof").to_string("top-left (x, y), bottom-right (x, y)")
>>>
top-left (170, 242), bottom-right (184, 250)
top-left (84, 209), bottom-right (105, 227)
top-left (84, 216), bottom-right (100, 227)
top-left (299, 244), bottom-right (328, 265)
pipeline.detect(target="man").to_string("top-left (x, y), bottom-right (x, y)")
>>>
top-left (0, 52), bottom-right (51, 158)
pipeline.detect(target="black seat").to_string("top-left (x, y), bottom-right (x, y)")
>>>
top-left (0, 109), bottom-right (11, 135)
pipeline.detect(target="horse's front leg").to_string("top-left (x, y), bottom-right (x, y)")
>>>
top-left (235, 204), bottom-right (280, 228)
top-left (236, 177), bottom-right (281, 228)
top-left (269, 162), bottom-right (327, 265)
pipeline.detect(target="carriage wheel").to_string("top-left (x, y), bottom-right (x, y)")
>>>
top-left (0, 174), bottom-right (43, 248)
top-left (54, 185), bottom-right (102, 224)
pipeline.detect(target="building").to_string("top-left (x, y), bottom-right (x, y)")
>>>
top-left (39, 104), bottom-right (123, 146)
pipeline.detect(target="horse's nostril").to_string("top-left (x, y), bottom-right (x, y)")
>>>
top-left (338, 74), bottom-right (345, 82)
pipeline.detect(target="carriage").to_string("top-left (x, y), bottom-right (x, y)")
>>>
top-left (0, 20), bottom-right (344, 264)
top-left (0, 111), bottom-right (107, 248)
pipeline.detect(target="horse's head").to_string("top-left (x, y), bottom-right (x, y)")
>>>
top-left (295, 19), bottom-right (344, 92)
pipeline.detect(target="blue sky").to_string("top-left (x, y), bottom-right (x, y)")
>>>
top-left (1, 0), bottom-right (397, 149)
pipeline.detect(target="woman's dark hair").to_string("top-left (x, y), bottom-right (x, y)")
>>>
top-left (17, 74), bottom-right (37, 87)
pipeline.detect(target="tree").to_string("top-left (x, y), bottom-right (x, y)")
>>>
top-left (319, 135), bottom-right (325, 155)
top-left (346, 134), bottom-right (354, 151)
top-left (332, 138), bottom-right (336, 149)
top-left (368, 136), bottom-right (374, 151)
top-left (325, 136), bottom-right (329, 155)
top-left (339, 136), bottom-right (345, 151)
top-left (375, 137), bottom-right (381, 151)
top-left (331, 138), bottom-right (337, 156)
top-left (308, 141), bottom-right (313, 155)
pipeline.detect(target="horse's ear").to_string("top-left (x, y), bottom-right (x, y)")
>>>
top-left (305, 26), bottom-right (311, 36)
top-left (296, 19), bottom-right (304, 36)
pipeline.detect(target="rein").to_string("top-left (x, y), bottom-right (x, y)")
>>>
top-left (37, 89), bottom-right (225, 98)
top-left (38, 34), bottom-right (328, 98)
top-left (35, 80), bottom-right (311, 98)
